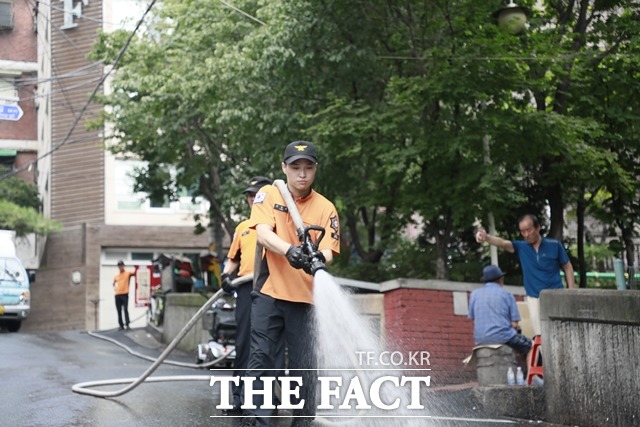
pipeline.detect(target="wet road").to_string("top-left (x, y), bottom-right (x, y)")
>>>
top-left (0, 328), bottom-right (554, 427)
top-left (1, 328), bottom-right (226, 426)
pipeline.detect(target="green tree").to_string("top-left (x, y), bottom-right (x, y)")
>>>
top-left (89, 0), bottom-right (640, 282)
top-left (548, 3), bottom-right (640, 285)
top-left (0, 168), bottom-right (60, 236)
top-left (90, 0), bottom-right (279, 254)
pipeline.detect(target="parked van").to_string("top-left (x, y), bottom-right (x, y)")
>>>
top-left (0, 230), bottom-right (33, 332)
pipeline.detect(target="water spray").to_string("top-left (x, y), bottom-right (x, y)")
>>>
top-left (273, 179), bottom-right (371, 426)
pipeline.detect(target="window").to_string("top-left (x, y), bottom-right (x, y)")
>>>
top-left (0, 78), bottom-right (18, 103)
top-left (131, 252), bottom-right (155, 262)
top-left (0, 1), bottom-right (13, 30)
top-left (114, 159), bottom-right (209, 213)
top-left (0, 149), bottom-right (16, 168)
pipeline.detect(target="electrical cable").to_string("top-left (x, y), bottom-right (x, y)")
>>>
top-left (0, 0), bottom-right (158, 182)
top-left (2, 62), bottom-right (104, 87)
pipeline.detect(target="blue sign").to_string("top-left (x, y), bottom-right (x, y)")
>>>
top-left (0, 104), bottom-right (24, 121)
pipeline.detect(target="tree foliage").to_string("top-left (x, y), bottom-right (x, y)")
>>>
top-left (90, 0), bottom-right (640, 282)
top-left (0, 168), bottom-right (60, 237)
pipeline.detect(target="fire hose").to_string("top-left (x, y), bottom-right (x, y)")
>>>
top-left (272, 179), bottom-right (327, 275)
top-left (273, 179), bottom-right (367, 426)
top-left (72, 275), bottom-right (251, 398)
top-left (72, 180), bottom-right (327, 400)
top-left (274, 184), bottom-right (515, 426)
top-left (71, 181), bottom-right (358, 425)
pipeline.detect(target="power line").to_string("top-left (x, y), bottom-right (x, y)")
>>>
top-left (0, 0), bottom-right (159, 181)
top-left (6, 75), bottom-right (105, 103)
top-left (218, 0), bottom-right (266, 26)
top-left (32, 0), bottom-right (148, 30)
top-left (1, 62), bottom-right (103, 86)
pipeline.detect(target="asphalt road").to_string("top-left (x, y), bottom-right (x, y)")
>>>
top-left (0, 328), bottom-right (555, 427)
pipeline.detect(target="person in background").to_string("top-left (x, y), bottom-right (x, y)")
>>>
top-left (245, 141), bottom-right (341, 427)
top-left (475, 214), bottom-right (575, 336)
top-left (468, 265), bottom-right (532, 359)
top-left (113, 260), bottom-right (135, 331)
top-left (220, 176), bottom-right (284, 415)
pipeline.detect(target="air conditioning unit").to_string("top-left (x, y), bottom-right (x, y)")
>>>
top-left (0, 1), bottom-right (13, 31)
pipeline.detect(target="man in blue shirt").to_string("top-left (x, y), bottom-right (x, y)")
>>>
top-left (475, 214), bottom-right (575, 335)
top-left (468, 265), bottom-right (532, 355)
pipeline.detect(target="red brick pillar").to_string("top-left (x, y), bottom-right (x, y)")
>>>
top-left (383, 284), bottom-right (477, 386)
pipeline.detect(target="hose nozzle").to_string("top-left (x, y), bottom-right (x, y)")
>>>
top-left (272, 180), bottom-right (328, 276)
top-left (301, 225), bottom-right (326, 276)
top-left (308, 255), bottom-right (327, 275)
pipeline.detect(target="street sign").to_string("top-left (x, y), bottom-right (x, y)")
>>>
top-left (0, 104), bottom-right (24, 121)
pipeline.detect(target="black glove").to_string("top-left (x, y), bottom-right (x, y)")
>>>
top-left (221, 273), bottom-right (233, 293)
top-left (285, 245), bottom-right (307, 270)
top-left (302, 250), bottom-right (326, 275)
top-left (308, 250), bottom-right (326, 264)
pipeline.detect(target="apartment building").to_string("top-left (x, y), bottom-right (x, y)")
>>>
top-left (0, 0), bottom-right (39, 267)
top-left (28, 0), bottom-right (211, 332)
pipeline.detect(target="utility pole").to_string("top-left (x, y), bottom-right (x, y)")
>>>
top-left (483, 134), bottom-right (499, 266)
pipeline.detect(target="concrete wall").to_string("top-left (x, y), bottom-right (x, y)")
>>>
top-left (541, 289), bottom-right (640, 427)
top-left (163, 293), bottom-right (213, 354)
top-left (26, 225), bottom-right (89, 331)
top-left (159, 291), bottom-right (385, 356)
top-left (157, 277), bottom-right (528, 386)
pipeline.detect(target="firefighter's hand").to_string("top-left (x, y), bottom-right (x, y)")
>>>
top-left (302, 250), bottom-right (326, 275)
top-left (220, 273), bottom-right (233, 293)
top-left (286, 245), bottom-right (307, 270)
top-left (308, 250), bottom-right (326, 264)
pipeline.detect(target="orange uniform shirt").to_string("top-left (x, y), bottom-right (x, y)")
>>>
top-left (227, 219), bottom-right (258, 278)
top-left (248, 184), bottom-right (340, 304)
top-left (113, 271), bottom-right (134, 295)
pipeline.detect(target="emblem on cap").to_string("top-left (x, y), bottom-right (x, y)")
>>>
top-left (294, 144), bottom-right (308, 151)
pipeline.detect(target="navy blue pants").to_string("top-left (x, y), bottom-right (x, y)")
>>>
top-left (246, 291), bottom-right (316, 427)
top-left (506, 333), bottom-right (532, 355)
top-left (115, 294), bottom-right (130, 328)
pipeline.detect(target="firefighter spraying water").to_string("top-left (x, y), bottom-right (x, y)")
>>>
top-left (72, 141), bottom-right (432, 427)
top-left (241, 141), bottom-right (341, 427)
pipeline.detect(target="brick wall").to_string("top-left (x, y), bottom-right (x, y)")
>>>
top-left (0, 73), bottom-right (37, 141)
top-left (14, 151), bottom-right (36, 183)
top-left (384, 287), bottom-right (476, 385)
top-left (49, 0), bottom-right (105, 226)
top-left (0, 0), bottom-right (37, 61)
top-left (381, 279), bottom-right (527, 386)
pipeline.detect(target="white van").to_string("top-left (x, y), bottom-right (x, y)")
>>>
top-left (0, 231), bottom-right (33, 332)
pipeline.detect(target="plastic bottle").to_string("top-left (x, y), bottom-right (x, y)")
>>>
top-left (531, 375), bottom-right (544, 386)
top-left (516, 366), bottom-right (525, 385)
top-left (507, 366), bottom-right (515, 385)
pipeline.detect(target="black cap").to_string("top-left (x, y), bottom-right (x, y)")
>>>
top-left (481, 265), bottom-right (505, 282)
top-left (283, 141), bottom-right (318, 164)
top-left (243, 176), bottom-right (272, 194)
